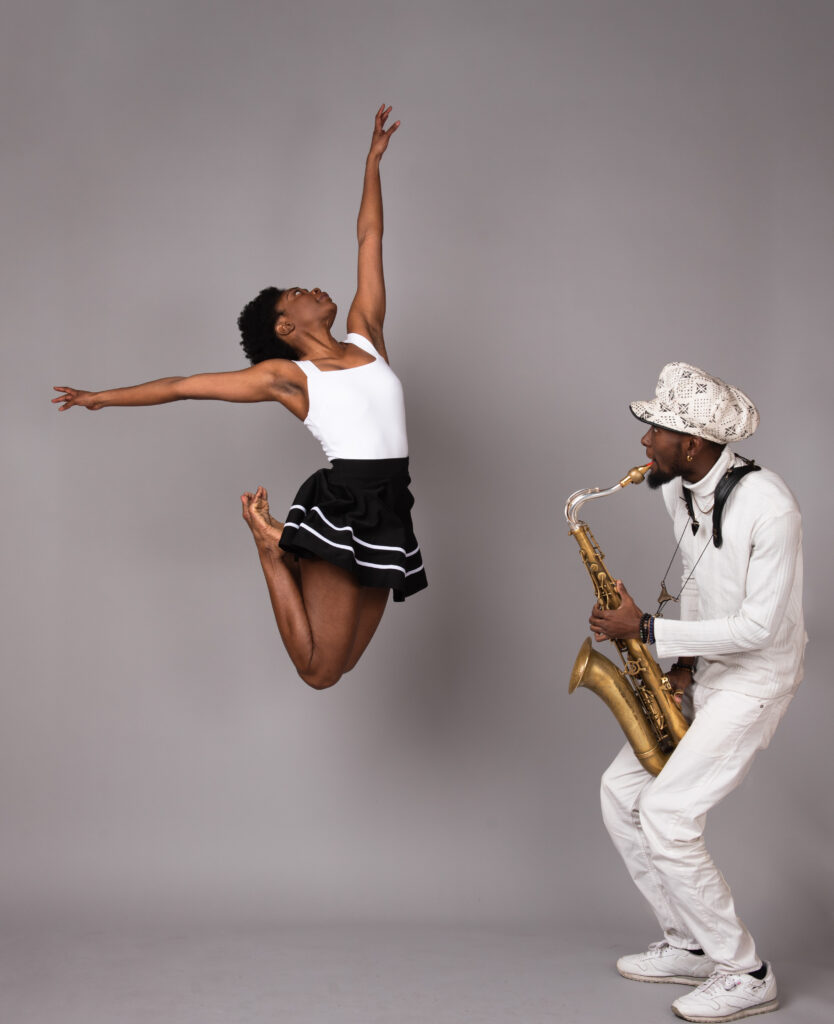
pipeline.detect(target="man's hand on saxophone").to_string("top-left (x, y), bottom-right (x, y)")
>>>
top-left (589, 580), bottom-right (642, 641)
top-left (590, 581), bottom-right (694, 706)
top-left (667, 660), bottom-right (696, 704)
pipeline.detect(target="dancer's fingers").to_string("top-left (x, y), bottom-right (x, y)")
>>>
top-left (376, 104), bottom-right (393, 129)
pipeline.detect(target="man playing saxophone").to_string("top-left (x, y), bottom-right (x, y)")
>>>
top-left (588, 363), bottom-right (805, 1023)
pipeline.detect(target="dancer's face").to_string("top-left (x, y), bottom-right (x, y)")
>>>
top-left (276, 287), bottom-right (337, 336)
top-left (641, 424), bottom-right (690, 489)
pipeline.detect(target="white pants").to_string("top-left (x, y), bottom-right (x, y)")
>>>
top-left (600, 684), bottom-right (793, 973)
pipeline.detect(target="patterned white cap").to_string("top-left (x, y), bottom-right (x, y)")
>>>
top-left (630, 362), bottom-right (759, 443)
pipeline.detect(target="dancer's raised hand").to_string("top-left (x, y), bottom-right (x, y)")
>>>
top-left (368, 104), bottom-right (400, 160)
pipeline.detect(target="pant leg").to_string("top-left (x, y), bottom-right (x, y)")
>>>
top-left (601, 743), bottom-right (700, 949)
top-left (637, 686), bottom-right (793, 972)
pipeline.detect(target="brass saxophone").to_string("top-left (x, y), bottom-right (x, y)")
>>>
top-left (565, 464), bottom-right (689, 775)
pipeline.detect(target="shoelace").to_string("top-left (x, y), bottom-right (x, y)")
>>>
top-left (646, 941), bottom-right (672, 956)
top-left (645, 941), bottom-right (701, 959)
top-left (699, 971), bottom-right (744, 994)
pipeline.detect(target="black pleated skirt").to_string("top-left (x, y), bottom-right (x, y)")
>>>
top-left (279, 458), bottom-right (427, 602)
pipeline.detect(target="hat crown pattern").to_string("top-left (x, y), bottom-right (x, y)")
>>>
top-left (630, 362), bottom-right (759, 444)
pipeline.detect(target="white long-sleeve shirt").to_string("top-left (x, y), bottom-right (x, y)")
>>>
top-left (653, 447), bottom-right (806, 698)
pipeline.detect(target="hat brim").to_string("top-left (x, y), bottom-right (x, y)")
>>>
top-left (629, 401), bottom-right (696, 437)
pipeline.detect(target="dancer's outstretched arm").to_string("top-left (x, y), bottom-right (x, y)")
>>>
top-left (347, 103), bottom-right (400, 359)
top-left (53, 360), bottom-right (306, 417)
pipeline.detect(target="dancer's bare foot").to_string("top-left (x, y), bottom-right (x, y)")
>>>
top-left (254, 485), bottom-right (283, 531)
top-left (241, 486), bottom-right (284, 552)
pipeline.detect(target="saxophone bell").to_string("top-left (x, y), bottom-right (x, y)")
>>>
top-left (569, 638), bottom-right (669, 776)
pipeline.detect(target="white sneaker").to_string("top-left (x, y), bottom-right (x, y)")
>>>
top-left (617, 941), bottom-right (716, 985)
top-left (672, 964), bottom-right (779, 1022)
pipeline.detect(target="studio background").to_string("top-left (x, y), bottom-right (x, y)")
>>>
top-left (2, 1), bottom-right (832, 1021)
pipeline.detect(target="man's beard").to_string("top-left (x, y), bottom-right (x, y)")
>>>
top-left (647, 465), bottom-right (681, 489)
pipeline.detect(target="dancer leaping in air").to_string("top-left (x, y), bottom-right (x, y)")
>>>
top-left (53, 105), bottom-right (427, 690)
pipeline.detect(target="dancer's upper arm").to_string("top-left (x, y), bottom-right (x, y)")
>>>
top-left (347, 234), bottom-right (388, 358)
top-left (346, 107), bottom-right (399, 361)
top-left (174, 360), bottom-right (305, 414)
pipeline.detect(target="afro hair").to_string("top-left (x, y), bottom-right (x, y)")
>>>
top-left (237, 287), bottom-right (300, 364)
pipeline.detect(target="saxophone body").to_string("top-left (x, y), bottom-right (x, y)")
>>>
top-left (566, 465), bottom-right (689, 776)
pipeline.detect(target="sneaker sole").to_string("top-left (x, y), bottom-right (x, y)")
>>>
top-left (672, 997), bottom-right (779, 1022)
top-left (617, 967), bottom-right (705, 986)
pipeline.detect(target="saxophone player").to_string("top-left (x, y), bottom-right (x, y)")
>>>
top-left (588, 363), bottom-right (805, 1024)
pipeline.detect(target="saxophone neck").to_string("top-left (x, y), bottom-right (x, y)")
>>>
top-left (565, 463), bottom-right (652, 526)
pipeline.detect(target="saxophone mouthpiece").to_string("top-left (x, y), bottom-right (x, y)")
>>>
top-left (618, 463), bottom-right (653, 488)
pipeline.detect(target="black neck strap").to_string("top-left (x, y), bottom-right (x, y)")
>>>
top-left (682, 455), bottom-right (761, 548)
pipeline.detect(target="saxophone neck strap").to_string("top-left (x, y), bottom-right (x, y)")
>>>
top-left (682, 454), bottom-right (761, 548)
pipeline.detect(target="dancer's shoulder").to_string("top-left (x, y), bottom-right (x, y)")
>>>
top-left (256, 357), bottom-right (307, 383)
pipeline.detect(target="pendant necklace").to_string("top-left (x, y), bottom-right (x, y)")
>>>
top-left (655, 519), bottom-right (714, 617)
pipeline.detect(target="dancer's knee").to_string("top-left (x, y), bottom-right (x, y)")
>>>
top-left (298, 666), bottom-right (343, 691)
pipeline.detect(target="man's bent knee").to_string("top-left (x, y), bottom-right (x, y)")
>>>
top-left (600, 765), bottom-right (631, 817)
top-left (638, 788), bottom-right (701, 857)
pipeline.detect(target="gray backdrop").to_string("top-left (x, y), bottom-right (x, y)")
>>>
top-left (2, 0), bottom-right (832, 1006)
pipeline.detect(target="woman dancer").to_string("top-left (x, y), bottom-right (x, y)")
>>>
top-left (53, 105), bottom-right (427, 690)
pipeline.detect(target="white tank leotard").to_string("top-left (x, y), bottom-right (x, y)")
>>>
top-left (294, 333), bottom-right (408, 461)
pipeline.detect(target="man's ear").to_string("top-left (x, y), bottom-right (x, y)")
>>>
top-left (680, 434), bottom-right (699, 463)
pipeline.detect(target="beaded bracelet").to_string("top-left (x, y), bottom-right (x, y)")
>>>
top-left (639, 613), bottom-right (655, 645)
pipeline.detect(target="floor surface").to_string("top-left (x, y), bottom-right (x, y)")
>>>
top-left (1, 915), bottom-right (831, 1024)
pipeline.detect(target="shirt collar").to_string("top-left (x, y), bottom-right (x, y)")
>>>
top-left (683, 446), bottom-right (735, 500)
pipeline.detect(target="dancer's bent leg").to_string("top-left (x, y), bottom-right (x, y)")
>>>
top-left (344, 586), bottom-right (388, 671)
top-left (241, 487), bottom-right (386, 689)
top-left (297, 559), bottom-right (388, 681)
